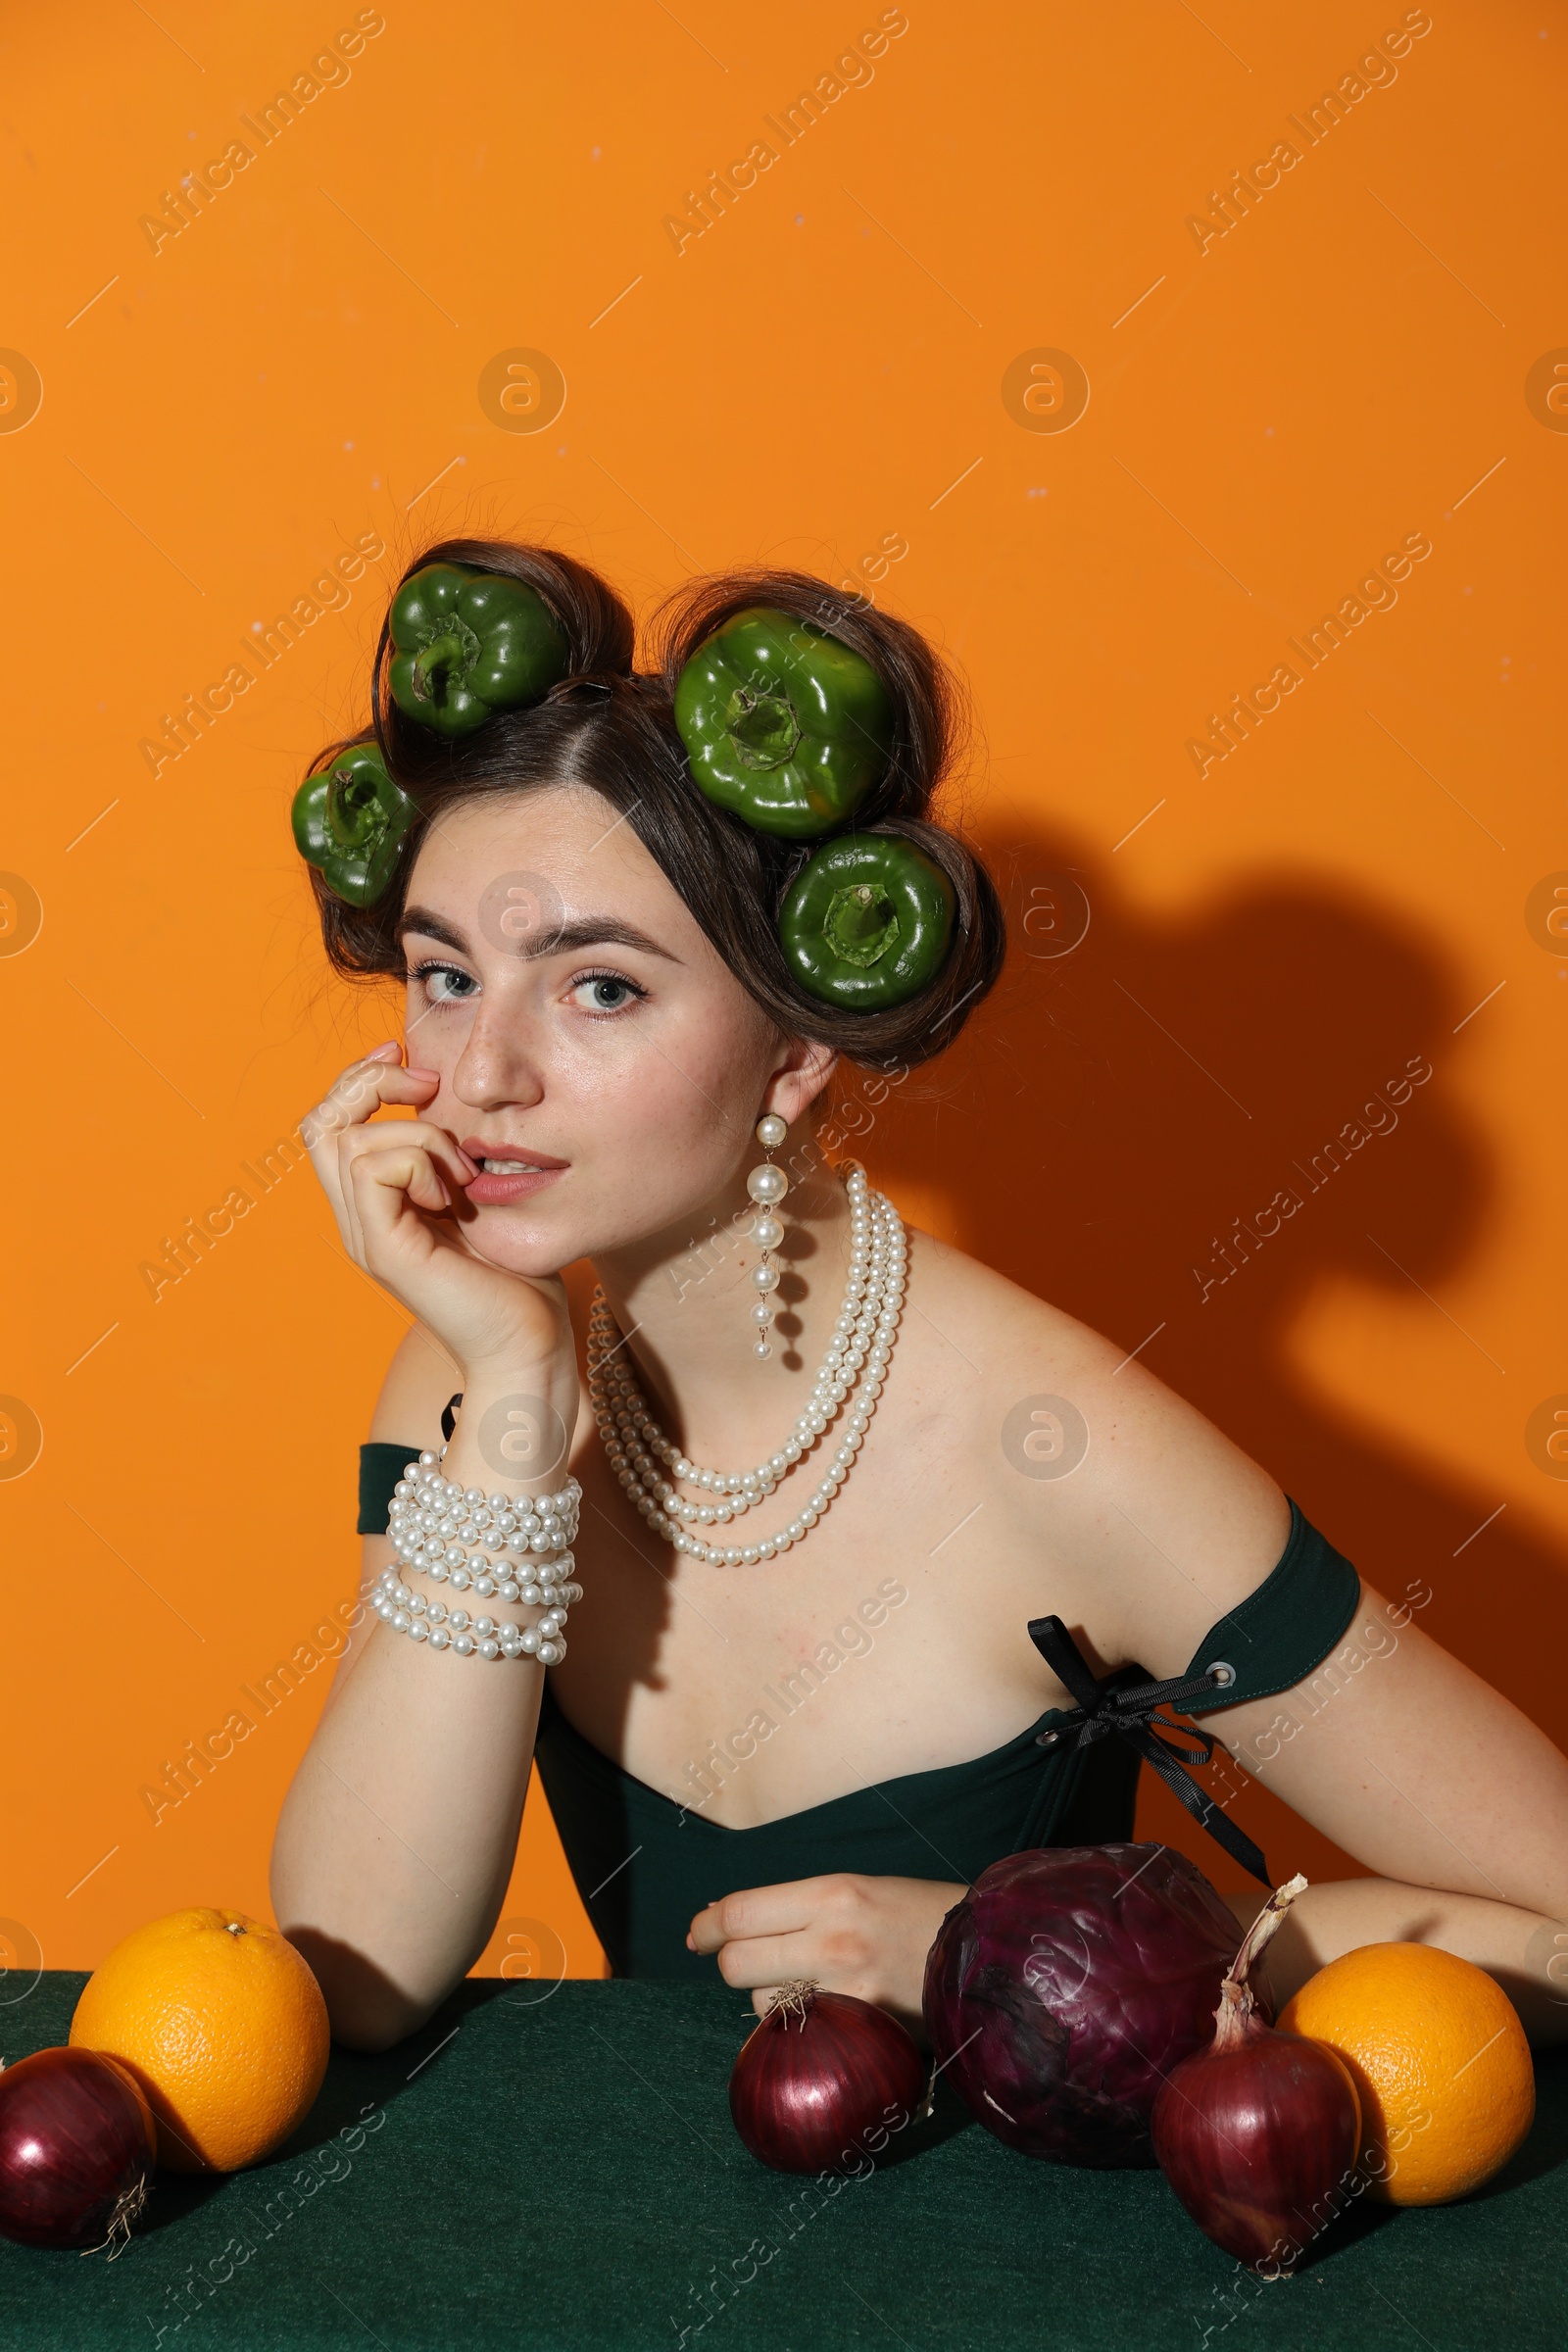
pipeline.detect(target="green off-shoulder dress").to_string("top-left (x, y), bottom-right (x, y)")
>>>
top-left (359, 1445), bottom-right (1359, 1979)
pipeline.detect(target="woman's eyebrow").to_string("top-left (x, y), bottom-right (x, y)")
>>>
top-left (397, 906), bottom-right (678, 963)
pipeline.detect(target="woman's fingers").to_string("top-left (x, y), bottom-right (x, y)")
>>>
top-left (351, 1140), bottom-right (455, 1235)
top-left (300, 1051), bottom-right (575, 1379)
top-left (340, 1136), bottom-right (568, 1365)
top-left (689, 1881), bottom-right (817, 2005)
top-left (712, 1933), bottom-right (814, 1992)
top-left (345, 1126), bottom-right (480, 1260)
top-left (301, 1045), bottom-right (441, 1242)
top-left (301, 1045), bottom-right (438, 1154)
top-left (687, 1879), bottom-right (821, 1956)
top-left (340, 1118), bottom-right (477, 1247)
top-left (686, 1874), bottom-right (952, 2020)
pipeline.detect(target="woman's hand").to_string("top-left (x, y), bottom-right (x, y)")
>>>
top-left (687, 1874), bottom-right (967, 2037)
top-left (301, 1041), bottom-right (567, 1383)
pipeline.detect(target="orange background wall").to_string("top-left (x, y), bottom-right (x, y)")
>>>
top-left (3, 0), bottom-right (1565, 1988)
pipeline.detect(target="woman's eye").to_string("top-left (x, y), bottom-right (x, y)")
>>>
top-left (569, 971), bottom-right (645, 1015)
top-left (408, 961), bottom-right (477, 1004)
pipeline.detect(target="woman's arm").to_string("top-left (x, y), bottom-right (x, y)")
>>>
top-left (271, 1330), bottom-right (565, 2050)
top-left (979, 1329), bottom-right (1568, 2042)
top-left (1208, 1585), bottom-right (1568, 2041)
top-left (1222, 1879), bottom-right (1568, 2035)
top-left (320, 1320), bottom-right (464, 1703)
top-left (269, 1048), bottom-right (579, 2050)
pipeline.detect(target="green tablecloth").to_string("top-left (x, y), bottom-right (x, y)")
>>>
top-left (1, 1975), bottom-right (1562, 2350)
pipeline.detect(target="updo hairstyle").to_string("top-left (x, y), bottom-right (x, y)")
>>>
top-left (305, 538), bottom-right (1004, 1072)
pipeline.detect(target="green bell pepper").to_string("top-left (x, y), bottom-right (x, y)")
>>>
top-left (292, 745), bottom-right (418, 908)
top-left (674, 607), bottom-right (894, 838)
top-left (780, 835), bottom-right (955, 1009)
top-left (387, 563), bottom-right (570, 738)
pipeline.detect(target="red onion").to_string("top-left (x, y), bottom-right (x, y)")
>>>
top-left (924, 1842), bottom-right (1263, 2168)
top-left (728, 1983), bottom-right (928, 2174)
top-left (1152, 1875), bottom-right (1362, 2275)
top-left (0, 2046), bottom-right (156, 2252)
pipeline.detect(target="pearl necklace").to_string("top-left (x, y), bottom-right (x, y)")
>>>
top-left (588, 1165), bottom-right (906, 1566)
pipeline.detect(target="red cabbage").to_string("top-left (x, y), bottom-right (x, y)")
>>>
top-left (924, 1843), bottom-right (1268, 2169)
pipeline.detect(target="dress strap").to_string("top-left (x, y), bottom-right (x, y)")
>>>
top-left (1027, 1615), bottom-right (1270, 1885)
top-left (1180, 1497), bottom-right (1360, 1715)
top-left (357, 1443), bottom-right (416, 1536)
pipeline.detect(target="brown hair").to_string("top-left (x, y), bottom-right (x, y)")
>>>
top-left (305, 537), bottom-right (1004, 1072)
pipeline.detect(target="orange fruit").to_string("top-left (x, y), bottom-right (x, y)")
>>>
top-left (1279, 1942), bottom-right (1534, 2205)
top-left (69, 1908), bottom-right (329, 2173)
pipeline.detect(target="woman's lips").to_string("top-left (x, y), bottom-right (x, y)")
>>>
top-left (459, 1137), bottom-right (568, 1208)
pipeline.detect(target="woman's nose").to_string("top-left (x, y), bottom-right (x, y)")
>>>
top-left (450, 997), bottom-right (546, 1110)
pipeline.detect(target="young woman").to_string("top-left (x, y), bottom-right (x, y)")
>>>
top-left (270, 538), bottom-right (1568, 2054)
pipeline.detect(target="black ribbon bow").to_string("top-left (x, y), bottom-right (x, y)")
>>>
top-left (1027, 1614), bottom-right (1270, 1886)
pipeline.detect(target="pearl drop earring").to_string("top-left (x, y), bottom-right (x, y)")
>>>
top-left (747, 1113), bottom-right (789, 1359)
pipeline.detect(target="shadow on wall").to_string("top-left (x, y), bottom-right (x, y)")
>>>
top-left (850, 817), bottom-right (1561, 1890)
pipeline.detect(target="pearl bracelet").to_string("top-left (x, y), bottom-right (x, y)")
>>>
top-left (372, 1567), bottom-right (574, 1664)
top-left (391, 1452), bottom-right (581, 1537)
top-left (391, 1544), bottom-right (578, 1604)
top-left (390, 1533), bottom-right (580, 1608)
top-left (387, 1458), bottom-right (580, 1584)
top-left (374, 1451), bottom-right (584, 1662)
top-left (397, 1450), bottom-right (581, 1520)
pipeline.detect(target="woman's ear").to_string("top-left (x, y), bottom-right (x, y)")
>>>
top-left (761, 1035), bottom-right (838, 1129)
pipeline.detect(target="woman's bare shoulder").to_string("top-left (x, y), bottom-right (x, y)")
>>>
top-left (906, 1227), bottom-right (1292, 1663)
top-left (904, 1224), bottom-right (1138, 1386)
top-left (908, 1224), bottom-right (1267, 1450)
top-left (368, 1323), bottom-right (465, 1452)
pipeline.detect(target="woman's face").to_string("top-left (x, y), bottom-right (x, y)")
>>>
top-left (396, 784), bottom-right (831, 1277)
